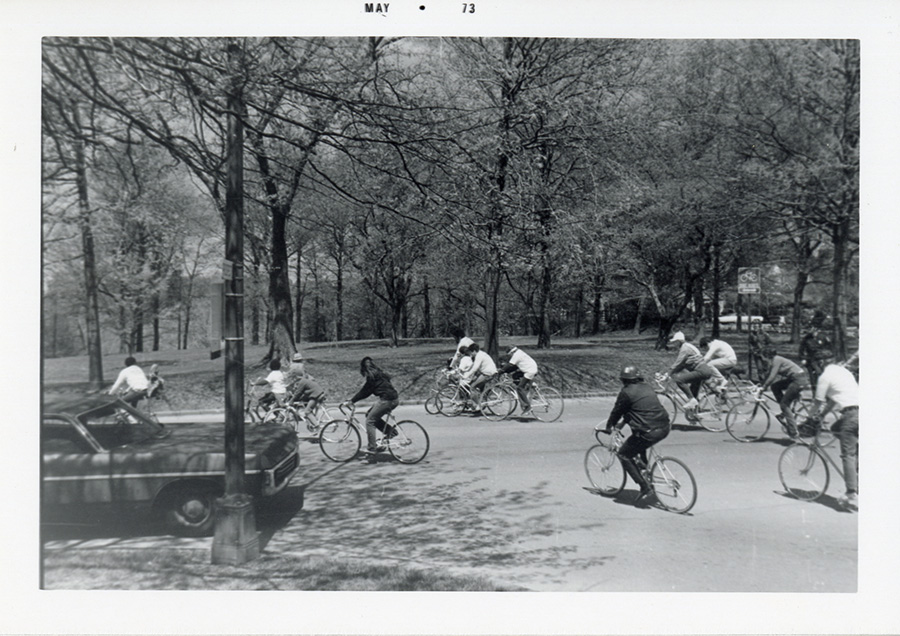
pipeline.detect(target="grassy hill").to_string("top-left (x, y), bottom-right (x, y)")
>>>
top-left (42, 331), bottom-right (801, 412)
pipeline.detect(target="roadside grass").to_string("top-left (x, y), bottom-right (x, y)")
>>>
top-left (42, 330), bottom-right (803, 412)
top-left (42, 549), bottom-right (525, 591)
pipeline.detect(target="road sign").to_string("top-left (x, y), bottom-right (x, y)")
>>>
top-left (738, 267), bottom-right (761, 294)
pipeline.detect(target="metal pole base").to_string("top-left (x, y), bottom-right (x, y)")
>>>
top-left (211, 493), bottom-right (260, 565)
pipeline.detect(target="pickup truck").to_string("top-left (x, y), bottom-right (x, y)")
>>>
top-left (41, 395), bottom-right (300, 536)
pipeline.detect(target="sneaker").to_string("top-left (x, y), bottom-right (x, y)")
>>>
top-left (521, 408), bottom-right (534, 417)
top-left (364, 445), bottom-right (386, 454)
top-left (838, 493), bottom-right (858, 510)
top-left (684, 398), bottom-right (698, 410)
top-left (634, 489), bottom-right (655, 508)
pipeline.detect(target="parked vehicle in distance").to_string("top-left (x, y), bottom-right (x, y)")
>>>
top-left (718, 313), bottom-right (764, 326)
top-left (41, 395), bottom-right (300, 537)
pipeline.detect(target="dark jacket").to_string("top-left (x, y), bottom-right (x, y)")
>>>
top-left (351, 372), bottom-right (399, 403)
top-left (606, 382), bottom-right (671, 433)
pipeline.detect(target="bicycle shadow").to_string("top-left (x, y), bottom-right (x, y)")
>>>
top-left (582, 486), bottom-right (678, 513)
top-left (773, 490), bottom-right (855, 513)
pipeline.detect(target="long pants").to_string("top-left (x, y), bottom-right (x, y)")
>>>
top-left (836, 407), bottom-right (859, 494)
top-left (469, 373), bottom-right (494, 405)
top-left (121, 388), bottom-right (148, 408)
top-left (366, 397), bottom-right (399, 450)
top-left (770, 378), bottom-right (806, 433)
top-left (672, 365), bottom-right (713, 400)
top-left (619, 427), bottom-right (669, 492)
top-left (707, 358), bottom-right (735, 386)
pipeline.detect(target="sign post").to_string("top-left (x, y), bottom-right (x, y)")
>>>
top-left (738, 267), bottom-right (761, 380)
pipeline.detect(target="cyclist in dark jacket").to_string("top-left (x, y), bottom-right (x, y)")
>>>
top-left (603, 365), bottom-right (672, 506)
top-left (344, 357), bottom-right (400, 459)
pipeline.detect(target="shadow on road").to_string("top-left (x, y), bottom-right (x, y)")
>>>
top-left (774, 490), bottom-right (855, 513)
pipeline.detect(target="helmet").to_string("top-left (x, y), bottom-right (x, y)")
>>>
top-left (620, 365), bottom-right (642, 381)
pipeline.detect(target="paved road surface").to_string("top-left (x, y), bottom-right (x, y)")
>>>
top-left (43, 398), bottom-right (857, 592)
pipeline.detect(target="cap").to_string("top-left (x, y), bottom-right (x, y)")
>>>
top-left (506, 345), bottom-right (518, 354)
top-left (669, 331), bottom-right (685, 343)
top-left (292, 353), bottom-right (304, 362)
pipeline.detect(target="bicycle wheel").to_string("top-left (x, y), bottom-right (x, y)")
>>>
top-left (584, 443), bottom-right (626, 496)
top-left (658, 393), bottom-right (680, 426)
top-left (650, 456), bottom-right (697, 514)
top-left (529, 386), bottom-right (564, 422)
top-left (778, 443), bottom-right (829, 501)
top-left (424, 391), bottom-right (441, 415)
top-left (694, 392), bottom-right (729, 433)
top-left (437, 385), bottom-right (464, 416)
top-left (318, 419), bottom-right (361, 462)
top-left (725, 401), bottom-right (771, 442)
top-left (386, 420), bottom-right (430, 464)
top-left (481, 386), bottom-right (517, 421)
top-left (264, 406), bottom-right (301, 430)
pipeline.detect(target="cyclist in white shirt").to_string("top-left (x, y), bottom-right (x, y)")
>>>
top-left (109, 356), bottom-right (151, 407)
top-left (500, 345), bottom-right (539, 416)
top-left (699, 336), bottom-right (737, 390)
top-left (449, 327), bottom-right (475, 370)
top-left (461, 343), bottom-right (497, 408)
top-left (808, 350), bottom-right (859, 510)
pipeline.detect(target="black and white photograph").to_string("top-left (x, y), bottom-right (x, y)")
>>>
top-left (3, 0), bottom-right (899, 634)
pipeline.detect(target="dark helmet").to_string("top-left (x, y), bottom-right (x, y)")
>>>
top-left (620, 365), bottom-right (642, 381)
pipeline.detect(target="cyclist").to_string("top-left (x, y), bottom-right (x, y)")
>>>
top-left (759, 347), bottom-right (809, 438)
top-left (109, 356), bottom-right (151, 408)
top-left (286, 351), bottom-right (306, 385)
top-left (461, 342), bottom-right (497, 409)
top-left (343, 357), bottom-right (400, 460)
top-left (500, 345), bottom-right (538, 417)
top-left (449, 327), bottom-right (475, 370)
top-left (289, 375), bottom-right (327, 421)
top-left (806, 350), bottom-right (859, 510)
top-left (799, 310), bottom-right (832, 387)
top-left (602, 365), bottom-right (672, 506)
top-left (668, 331), bottom-right (715, 412)
top-left (699, 336), bottom-right (737, 392)
top-left (262, 358), bottom-right (289, 406)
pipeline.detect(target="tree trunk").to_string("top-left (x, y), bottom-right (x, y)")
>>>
top-left (267, 203), bottom-right (295, 361)
top-left (633, 296), bottom-right (645, 335)
top-left (422, 276), bottom-right (433, 338)
top-left (335, 255), bottom-right (344, 342)
top-left (152, 292), bottom-right (160, 351)
top-left (72, 111), bottom-right (104, 387)
top-left (294, 240), bottom-right (303, 343)
top-left (831, 219), bottom-right (850, 359)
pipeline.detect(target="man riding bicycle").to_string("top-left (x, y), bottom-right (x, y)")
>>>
top-left (699, 336), bottom-right (737, 392)
top-left (461, 343), bottom-right (497, 409)
top-left (668, 331), bottom-right (715, 411)
top-left (109, 356), bottom-right (151, 408)
top-left (500, 345), bottom-right (538, 417)
top-left (602, 365), bottom-right (672, 506)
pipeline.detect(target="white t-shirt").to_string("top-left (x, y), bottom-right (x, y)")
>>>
top-left (815, 363), bottom-right (859, 410)
top-left (266, 370), bottom-right (287, 395)
top-left (464, 350), bottom-right (497, 379)
top-left (509, 348), bottom-right (538, 379)
top-left (703, 339), bottom-right (737, 365)
top-left (109, 365), bottom-right (150, 394)
top-left (451, 337), bottom-right (476, 367)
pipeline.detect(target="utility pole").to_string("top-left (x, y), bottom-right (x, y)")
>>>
top-left (212, 40), bottom-right (259, 565)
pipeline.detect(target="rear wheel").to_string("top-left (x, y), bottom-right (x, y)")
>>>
top-left (318, 419), bottom-right (361, 462)
top-left (584, 443), bottom-right (626, 496)
top-left (424, 392), bottom-right (441, 415)
top-left (387, 420), bottom-right (430, 464)
top-left (694, 391), bottom-right (730, 432)
top-left (264, 406), bottom-right (301, 430)
top-left (725, 401), bottom-right (771, 442)
top-left (529, 385), bottom-right (564, 422)
top-left (778, 443), bottom-right (829, 501)
top-left (481, 386), bottom-right (517, 421)
top-left (650, 457), bottom-right (697, 514)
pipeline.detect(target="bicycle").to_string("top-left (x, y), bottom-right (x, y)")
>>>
top-left (653, 372), bottom-right (736, 432)
top-left (778, 429), bottom-right (854, 506)
top-left (585, 427), bottom-right (698, 514)
top-left (434, 375), bottom-right (517, 421)
top-left (318, 403), bottom-right (430, 464)
top-left (725, 386), bottom-right (838, 444)
top-left (507, 377), bottom-right (564, 422)
top-left (263, 400), bottom-right (340, 437)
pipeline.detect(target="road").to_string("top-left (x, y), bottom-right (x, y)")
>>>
top-left (43, 397), bottom-right (857, 592)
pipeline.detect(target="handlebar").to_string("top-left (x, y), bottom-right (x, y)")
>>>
top-left (339, 402), bottom-right (357, 417)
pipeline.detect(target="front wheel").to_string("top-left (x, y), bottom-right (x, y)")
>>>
top-left (424, 392), bottom-right (441, 415)
top-left (694, 391), bottom-right (732, 433)
top-left (481, 386), bottom-right (517, 421)
top-left (529, 386), bottom-right (564, 422)
top-left (658, 393), bottom-right (680, 426)
top-left (318, 419), bottom-right (361, 462)
top-left (778, 443), bottom-right (829, 501)
top-left (437, 385), bottom-right (464, 416)
top-left (650, 457), bottom-right (697, 514)
top-left (584, 443), bottom-right (625, 496)
top-left (387, 420), bottom-right (430, 464)
top-left (161, 485), bottom-right (220, 537)
top-left (726, 401), bottom-right (771, 442)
